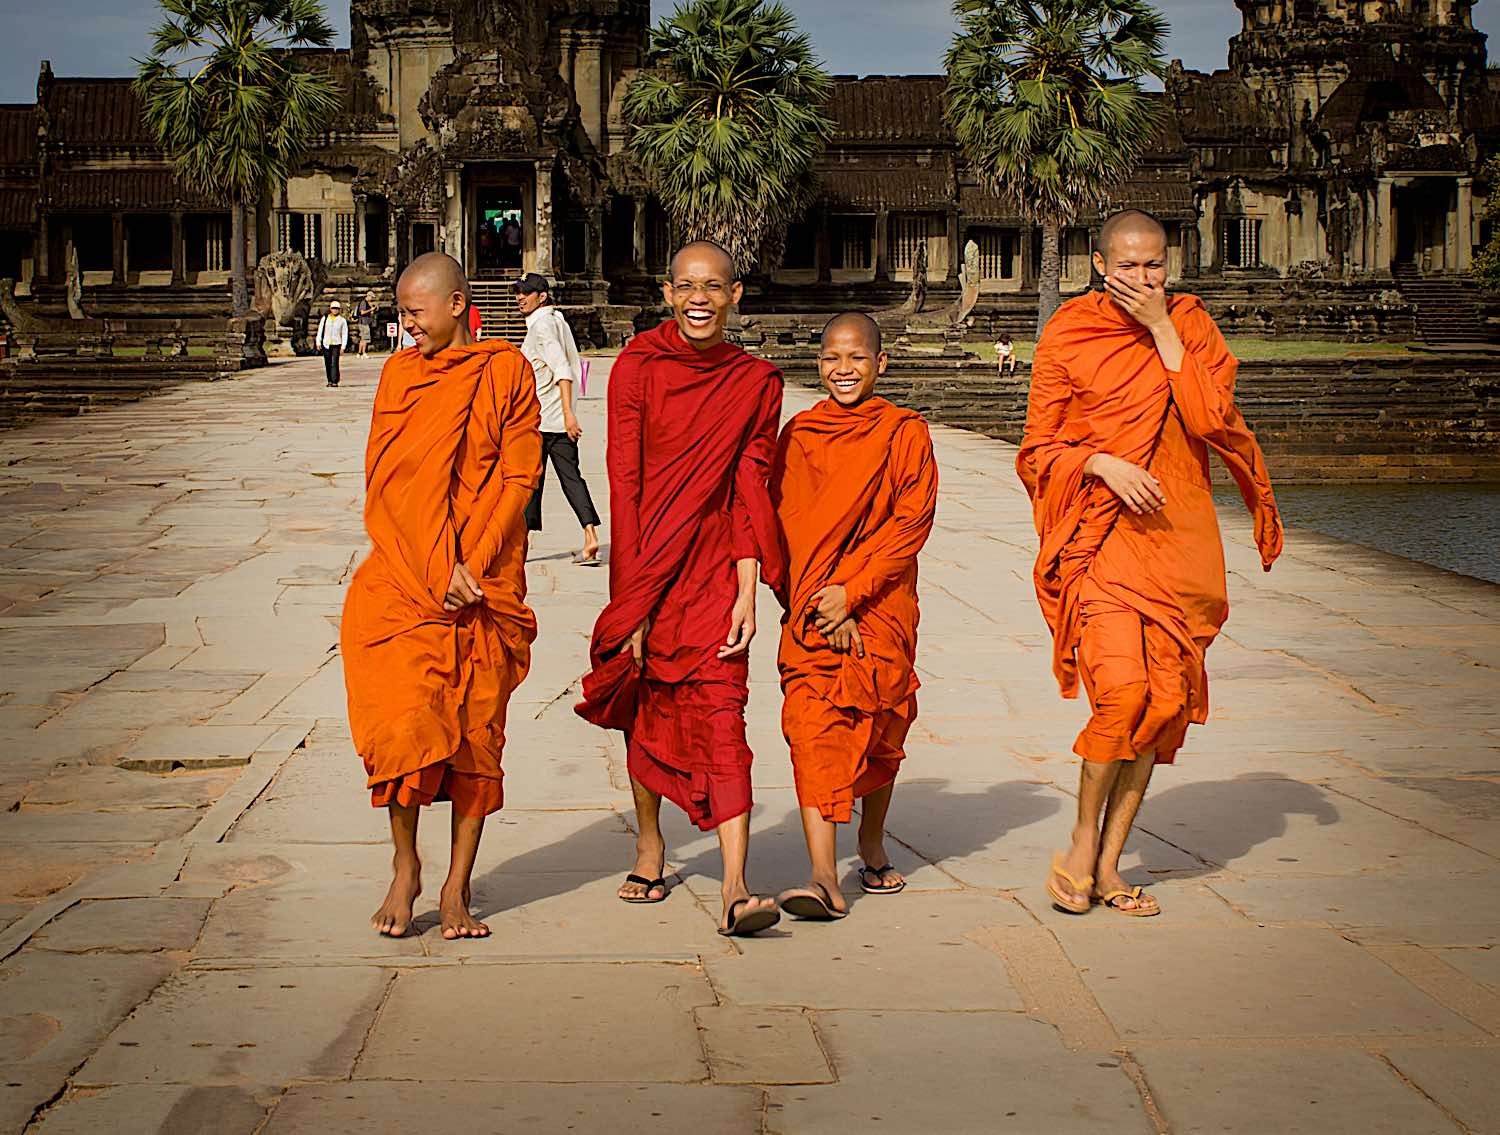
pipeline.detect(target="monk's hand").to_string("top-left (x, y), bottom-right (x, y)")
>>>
top-left (807, 584), bottom-right (850, 635)
top-left (828, 618), bottom-right (865, 658)
top-left (627, 619), bottom-right (650, 668)
top-left (718, 592), bottom-right (757, 659)
top-left (1104, 274), bottom-right (1171, 332)
top-left (1084, 453), bottom-right (1167, 515)
top-left (443, 563), bottom-right (485, 611)
top-left (564, 410), bottom-right (583, 442)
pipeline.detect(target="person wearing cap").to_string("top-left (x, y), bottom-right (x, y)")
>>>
top-left (515, 273), bottom-right (602, 565)
top-left (316, 299), bottom-right (350, 387)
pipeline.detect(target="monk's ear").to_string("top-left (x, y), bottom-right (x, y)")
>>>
top-left (451, 291), bottom-right (468, 318)
top-left (729, 280), bottom-right (744, 307)
top-left (876, 350), bottom-right (889, 378)
top-left (660, 279), bottom-right (673, 306)
top-left (1092, 250), bottom-right (1107, 281)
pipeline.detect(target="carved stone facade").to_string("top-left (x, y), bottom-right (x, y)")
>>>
top-left (0, 0), bottom-right (1497, 341)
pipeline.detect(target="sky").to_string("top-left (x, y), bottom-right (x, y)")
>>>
top-left (2, 0), bottom-right (1499, 102)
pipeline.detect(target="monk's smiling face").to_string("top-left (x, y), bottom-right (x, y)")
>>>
top-left (662, 242), bottom-right (743, 351)
top-left (396, 253), bottom-right (471, 357)
top-left (818, 313), bottom-right (887, 408)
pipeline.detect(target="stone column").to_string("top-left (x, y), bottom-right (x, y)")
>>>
top-left (874, 208), bottom-right (890, 281)
top-left (443, 168), bottom-right (463, 265)
top-left (1019, 225), bottom-right (1036, 289)
top-left (533, 159), bottom-right (555, 277)
top-left (1375, 177), bottom-right (1394, 276)
top-left (589, 203), bottom-right (606, 281)
top-left (1182, 221), bottom-right (1201, 277)
top-left (354, 193), bottom-right (367, 267)
top-left (631, 197), bottom-right (647, 274)
top-left (945, 209), bottom-right (960, 283)
top-left (576, 31), bottom-right (606, 150)
top-left (112, 212), bottom-right (125, 284)
top-left (36, 214), bottom-right (49, 281)
top-left (170, 212), bottom-right (186, 284)
top-left (1455, 176), bottom-right (1474, 273)
top-left (815, 206), bottom-right (832, 284)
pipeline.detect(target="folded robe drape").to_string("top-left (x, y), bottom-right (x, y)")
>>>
top-left (342, 341), bottom-right (542, 815)
top-left (576, 320), bottom-right (784, 830)
top-left (1017, 292), bottom-right (1283, 763)
top-left (772, 396), bottom-right (938, 822)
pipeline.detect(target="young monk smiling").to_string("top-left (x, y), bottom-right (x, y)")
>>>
top-left (772, 312), bottom-right (938, 920)
top-left (1019, 210), bottom-right (1282, 918)
top-left (342, 252), bottom-right (542, 940)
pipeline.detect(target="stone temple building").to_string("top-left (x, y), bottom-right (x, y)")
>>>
top-left (1, 0), bottom-right (1497, 343)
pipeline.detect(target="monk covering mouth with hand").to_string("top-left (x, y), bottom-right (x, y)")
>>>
top-left (342, 252), bottom-right (542, 941)
top-left (576, 241), bottom-right (784, 937)
top-left (771, 313), bottom-right (937, 920)
top-left (1018, 210), bottom-right (1283, 918)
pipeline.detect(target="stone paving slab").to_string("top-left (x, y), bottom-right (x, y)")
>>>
top-left (0, 356), bottom-right (1496, 1132)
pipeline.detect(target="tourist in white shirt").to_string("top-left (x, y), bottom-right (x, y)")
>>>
top-left (316, 299), bottom-right (350, 387)
top-left (995, 332), bottom-right (1017, 377)
top-left (515, 273), bottom-right (602, 564)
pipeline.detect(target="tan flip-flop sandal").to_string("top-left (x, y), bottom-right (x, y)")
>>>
top-left (1046, 854), bottom-right (1093, 915)
top-left (1095, 886), bottom-right (1161, 917)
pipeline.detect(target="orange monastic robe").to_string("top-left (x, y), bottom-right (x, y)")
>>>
top-left (1018, 292), bottom-right (1283, 764)
top-left (342, 341), bottom-right (542, 815)
top-left (772, 397), bottom-right (938, 822)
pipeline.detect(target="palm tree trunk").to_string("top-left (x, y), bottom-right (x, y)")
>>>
top-left (1035, 220), bottom-right (1063, 338)
top-left (230, 201), bottom-right (250, 318)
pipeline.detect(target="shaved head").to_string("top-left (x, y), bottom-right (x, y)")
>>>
top-left (1095, 210), bottom-right (1167, 259)
top-left (669, 240), bottom-right (737, 282)
top-left (821, 311), bottom-right (883, 354)
top-left (399, 251), bottom-right (470, 301)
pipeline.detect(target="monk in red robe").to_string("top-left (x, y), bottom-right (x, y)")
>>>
top-left (1018, 210), bottom-right (1283, 918)
top-left (772, 313), bottom-right (937, 920)
top-left (343, 252), bottom-right (542, 939)
top-left (577, 241), bottom-right (783, 937)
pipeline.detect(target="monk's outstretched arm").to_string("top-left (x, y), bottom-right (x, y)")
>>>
top-left (470, 356), bottom-right (543, 575)
top-left (838, 422), bottom-right (938, 611)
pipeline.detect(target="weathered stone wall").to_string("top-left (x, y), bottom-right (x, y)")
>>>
top-left (777, 354), bottom-right (1500, 483)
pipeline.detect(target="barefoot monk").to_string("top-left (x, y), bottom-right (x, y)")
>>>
top-left (342, 252), bottom-right (542, 940)
top-left (1018, 210), bottom-right (1283, 918)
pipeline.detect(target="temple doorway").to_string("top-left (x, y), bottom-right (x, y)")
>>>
top-left (475, 185), bottom-right (524, 276)
top-left (1393, 179), bottom-right (1453, 273)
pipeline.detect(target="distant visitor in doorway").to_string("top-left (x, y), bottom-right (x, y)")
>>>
top-left (316, 299), bottom-right (349, 387)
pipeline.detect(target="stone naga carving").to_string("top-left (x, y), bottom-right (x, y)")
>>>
top-left (253, 251), bottom-right (318, 330)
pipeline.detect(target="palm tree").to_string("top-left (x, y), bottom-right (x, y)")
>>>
top-left (135, 0), bottom-right (343, 316)
top-left (945, 0), bottom-right (1170, 334)
top-left (622, 0), bottom-right (835, 277)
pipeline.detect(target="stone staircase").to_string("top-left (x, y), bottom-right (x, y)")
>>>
top-left (469, 279), bottom-right (527, 343)
top-left (1392, 265), bottom-right (1491, 346)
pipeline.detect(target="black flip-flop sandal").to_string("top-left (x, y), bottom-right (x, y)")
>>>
top-left (858, 864), bottom-right (907, 895)
top-left (779, 882), bottom-right (848, 921)
top-left (619, 873), bottom-right (669, 904)
top-left (718, 896), bottom-right (781, 937)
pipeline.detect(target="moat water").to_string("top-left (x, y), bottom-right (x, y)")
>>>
top-left (1217, 484), bottom-right (1500, 585)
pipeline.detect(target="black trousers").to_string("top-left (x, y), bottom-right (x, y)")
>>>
top-left (323, 346), bottom-right (342, 386)
top-left (526, 432), bottom-right (602, 532)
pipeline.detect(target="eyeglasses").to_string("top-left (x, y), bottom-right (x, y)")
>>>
top-left (668, 280), bottom-right (730, 297)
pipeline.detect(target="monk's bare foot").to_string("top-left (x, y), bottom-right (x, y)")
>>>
top-left (371, 858), bottom-right (422, 937)
top-left (619, 835), bottom-right (667, 902)
top-left (439, 884), bottom-right (490, 939)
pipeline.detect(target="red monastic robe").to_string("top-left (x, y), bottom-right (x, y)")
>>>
top-left (575, 320), bottom-right (784, 830)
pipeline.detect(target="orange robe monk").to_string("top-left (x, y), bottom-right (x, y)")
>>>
top-left (772, 396), bottom-right (938, 821)
top-left (1018, 291), bottom-right (1283, 763)
top-left (342, 341), bottom-right (543, 814)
